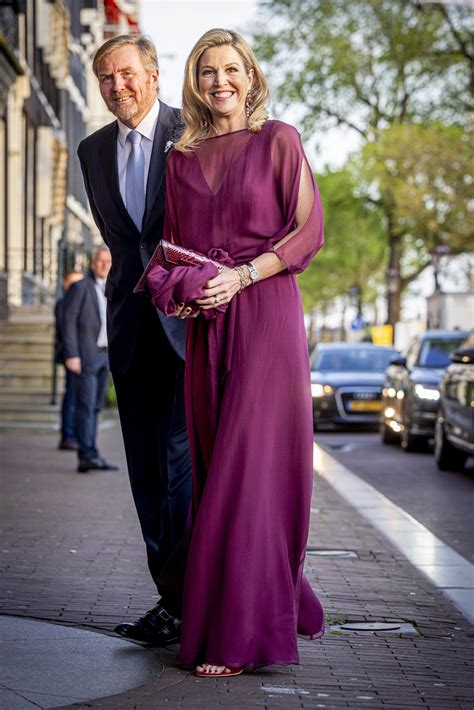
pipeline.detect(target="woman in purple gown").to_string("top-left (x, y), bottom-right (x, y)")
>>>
top-left (147, 28), bottom-right (325, 677)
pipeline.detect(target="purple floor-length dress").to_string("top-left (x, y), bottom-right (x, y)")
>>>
top-left (149, 120), bottom-right (325, 668)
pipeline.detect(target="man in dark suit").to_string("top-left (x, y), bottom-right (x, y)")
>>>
top-left (77, 35), bottom-right (192, 645)
top-left (62, 248), bottom-right (118, 473)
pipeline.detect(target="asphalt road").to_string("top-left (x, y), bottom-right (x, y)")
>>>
top-left (315, 429), bottom-right (474, 563)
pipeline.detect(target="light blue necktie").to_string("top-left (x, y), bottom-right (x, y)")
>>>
top-left (125, 130), bottom-right (145, 231)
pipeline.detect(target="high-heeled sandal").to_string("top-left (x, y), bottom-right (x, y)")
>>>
top-left (195, 665), bottom-right (244, 678)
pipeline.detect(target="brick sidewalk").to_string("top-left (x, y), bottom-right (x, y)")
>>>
top-left (1, 425), bottom-right (473, 709)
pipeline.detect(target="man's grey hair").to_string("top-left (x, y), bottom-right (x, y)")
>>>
top-left (91, 246), bottom-right (110, 260)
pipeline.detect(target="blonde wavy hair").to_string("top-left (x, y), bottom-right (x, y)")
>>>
top-left (175, 29), bottom-right (269, 153)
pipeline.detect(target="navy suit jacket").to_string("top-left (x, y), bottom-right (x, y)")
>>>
top-left (77, 100), bottom-right (185, 374)
top-left (61, 275), bottom-right (103, 371)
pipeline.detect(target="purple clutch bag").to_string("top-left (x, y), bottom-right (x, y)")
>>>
top-left (133, 239), bottom-right (227, 294)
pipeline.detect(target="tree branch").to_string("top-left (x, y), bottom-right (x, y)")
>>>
top-left (401, 259), bottom-right (432, 288)
top-left (436, 5), bottom-right (473, 62)
top-left (315, 106), bottom-right (367, 137)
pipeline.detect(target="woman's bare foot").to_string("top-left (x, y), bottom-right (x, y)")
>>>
top-left (195, 663), bottom-right (243, 677)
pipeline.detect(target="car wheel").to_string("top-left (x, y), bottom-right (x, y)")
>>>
top-left (434, 412), bottom-right (468, 472)
top-left (380, 420), bottom-right (399, 445)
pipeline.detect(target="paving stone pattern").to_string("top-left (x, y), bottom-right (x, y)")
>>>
top-left (0, 427), bottom-right (473, 709)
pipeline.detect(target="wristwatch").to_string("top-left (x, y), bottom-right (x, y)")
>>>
top-left (247, 261), bottom-right (260, 284)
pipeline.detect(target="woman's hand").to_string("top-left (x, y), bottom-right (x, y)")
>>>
top-left (170, 303), bottom-right (200, 319)
top-left (195, 268), bottom-right (243, 310)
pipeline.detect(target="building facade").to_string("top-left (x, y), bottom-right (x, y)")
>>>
top-left (0, 0), bottom-right (140, 319)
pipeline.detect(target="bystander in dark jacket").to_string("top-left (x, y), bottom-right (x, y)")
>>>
top-left (62, 248), bottom-right (118, 473)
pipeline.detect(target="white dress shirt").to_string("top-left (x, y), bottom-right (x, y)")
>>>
top-left (94, 277), bottom-right (108, 348)
top-left (116, 100), bottom-right (160, 210)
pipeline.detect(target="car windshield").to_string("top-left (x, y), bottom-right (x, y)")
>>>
top-left (312, 348), bottom-right (397, 373)
top-left (418, 337), bottom-right (465, 368)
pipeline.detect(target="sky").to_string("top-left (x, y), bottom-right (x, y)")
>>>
top-left (140, 0), bottom-right (361, 171)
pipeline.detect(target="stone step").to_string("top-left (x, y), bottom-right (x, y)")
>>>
top-left (0, 325), bottom-right (54, 339)
top-left (0, 363), bottom-right (63, 377)
top-left (0, 389), bottom-right (54, 405)
top-left (0, 355), bottom-right (56, 370)
top-left (0, 404), bottom-right (60, 423)
top-left (8, 304), bottom-right (54, 324)
top-left (0, 372), bottom-right (58, 389)
top-left (0, 313), bottom-right (58, 409)
top-left (0, 336), bottom-right (54, 355)
top-left (0, 421), bottom-right (60, 432)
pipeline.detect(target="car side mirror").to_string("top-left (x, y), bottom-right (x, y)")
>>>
top-left (389, 356), bottom-right (407, 367)
top-left (450, 348), bottom-right (474, 365)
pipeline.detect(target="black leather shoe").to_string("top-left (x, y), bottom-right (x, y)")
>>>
top-left (59, 439), bottom-right (79, 451)
top-left (97, 457), bottom-right (119, 471)
top-left (114, 604), bottom-right (181, 645)
top-left (77, 457), bottom-right (119, 473)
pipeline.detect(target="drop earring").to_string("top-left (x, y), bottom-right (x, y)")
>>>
top-left (245, 93), bottom-right (253, 119)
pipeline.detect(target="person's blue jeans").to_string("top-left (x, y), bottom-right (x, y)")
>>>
top-left (61, 367), bottom-right (78, 442)
top-left (74, 351), bottom-right (109, 461)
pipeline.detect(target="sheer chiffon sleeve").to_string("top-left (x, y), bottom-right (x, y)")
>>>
top-left (270, 123), bottom-right (324, 273)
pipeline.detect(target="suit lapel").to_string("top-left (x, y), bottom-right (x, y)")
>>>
top-left (98, 122), bottom-right (140, 235)
top-left (142, 101), bottom-right (177, 230)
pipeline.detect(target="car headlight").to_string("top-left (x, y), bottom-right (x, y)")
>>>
top-left (311, 383), bottom-right (333, 398)
top-left (414, 384), bottom-right (440, 401)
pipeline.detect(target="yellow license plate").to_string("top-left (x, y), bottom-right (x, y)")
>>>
top-left (349, 400), bottom-right (382, 412)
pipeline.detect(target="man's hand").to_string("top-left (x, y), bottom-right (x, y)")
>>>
top-left (65, 357), bottom-right (81, 374)
top-left (170, 303), bottom-right (200, 319)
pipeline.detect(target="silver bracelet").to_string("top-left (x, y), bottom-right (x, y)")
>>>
top-left (246, 261), bottom-right (260, 285)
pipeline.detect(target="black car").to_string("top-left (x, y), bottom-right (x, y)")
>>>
top-left (380, 330), bottom-right (468, 450)
top-left (435, 331), bottom-right (474, 472)
top-left (310, 343), bottom-right (399, 428)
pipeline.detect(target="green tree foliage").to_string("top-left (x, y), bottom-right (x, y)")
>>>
top-left (255, 0), bottom-right (472, 135)
top-left (254, 0), bottom-right (473, 323)
top-left (299, 169), bottom-right (386, 312)
top-left (359, 123), bottom-right (473, 290)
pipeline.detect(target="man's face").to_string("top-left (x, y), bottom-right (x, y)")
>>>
top-left (91, 250), bottom-right (112, 280)
top-left (97, 45), bottom-right (158, 128)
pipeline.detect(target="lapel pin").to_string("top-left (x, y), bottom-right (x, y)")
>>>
top-left (164, 140), bottom-right (173, 153)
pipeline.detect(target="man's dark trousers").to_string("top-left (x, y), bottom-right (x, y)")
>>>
top-left (112, 310), bottom-right (190, 615)
top-left (77, 101), bottom-right (191, 616)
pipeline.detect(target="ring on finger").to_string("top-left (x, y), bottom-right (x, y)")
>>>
top-left (214, 295), bottom-right (219, 304)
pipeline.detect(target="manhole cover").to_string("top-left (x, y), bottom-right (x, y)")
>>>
top-left (306, 548), bottom-right (358, 558)
top-left (332, 621), bottom-right (418, 635)
top-left (341, 622), bottom-right (401, 631)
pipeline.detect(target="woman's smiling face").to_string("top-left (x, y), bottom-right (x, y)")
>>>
top-left (197, 45), bottom-right (253, 124)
